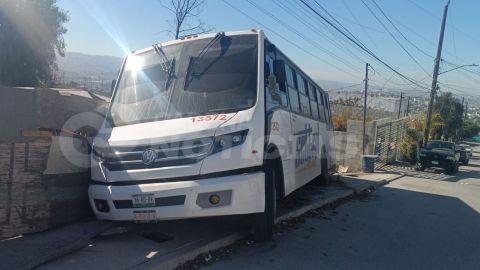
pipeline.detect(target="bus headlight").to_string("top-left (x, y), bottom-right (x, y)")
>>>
top-left (211, 129), bottom-right (249, 154)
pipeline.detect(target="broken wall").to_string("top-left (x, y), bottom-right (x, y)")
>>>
top-left (0, 87), bottom-right (106, 239)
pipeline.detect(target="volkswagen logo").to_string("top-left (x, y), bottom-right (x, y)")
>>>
top-left (141, 149), bottom-right (157, 165)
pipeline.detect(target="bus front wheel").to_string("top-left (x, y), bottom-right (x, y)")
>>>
top-left (253, 167), bottom-right (276, 241)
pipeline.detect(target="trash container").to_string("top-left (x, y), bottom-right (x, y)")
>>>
top-left (362, 155), bottom-right (378, 173)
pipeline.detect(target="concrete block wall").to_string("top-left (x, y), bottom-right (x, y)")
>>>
top-left (334, 131), bottom-right (347, 166)
top-left (0, 138), bottom-right (92, 239)
top-left (334, 119), bottom-right (379, 172)
top-left (0, 87), bottom-right (105, 239)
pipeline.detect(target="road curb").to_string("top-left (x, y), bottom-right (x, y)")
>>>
top-left (337, 173), bottom-right (405, 194)
top-left (132, 173), bottom-right (405, 270)
top-left (135, 231), bottom-right (247, 270)
top-left (275, 189), bottom-right (354, 223)
top-left (374, 173), bottom-right (405, 188)
top-left (0, 221), bottom-right (113, 270)
top-left (131, 188), bottom-right (355, 270)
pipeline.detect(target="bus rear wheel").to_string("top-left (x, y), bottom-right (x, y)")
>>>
top-left (317, 149), bottom-right (329, 186)
top-left (253, 167), bottom-right (277, 241)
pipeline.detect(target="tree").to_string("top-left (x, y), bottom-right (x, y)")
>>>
top-left (399, 113), bottom-right (443, 163)
top-left (463, 119), bottom-right (480, 138)
top-left (0, 0), bottom-right (68, 86)
top-left (160, 0), bottom-right (212, 39)
top-left (433, 92), bottom-right (464, 140)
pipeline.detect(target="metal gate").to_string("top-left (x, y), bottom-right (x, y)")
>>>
top-left (374, 118), bottom-right (407, 167)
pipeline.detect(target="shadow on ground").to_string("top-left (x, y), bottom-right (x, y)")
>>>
top-left (200, 180), bottom-right (480, 270)
top-left (377, 155), bottom-right (479, 182)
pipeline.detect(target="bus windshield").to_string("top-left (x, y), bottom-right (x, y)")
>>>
top-left (109, 34), bottom-right (258, 126)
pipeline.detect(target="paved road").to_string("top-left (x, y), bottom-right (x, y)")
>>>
top-left (203, 145), bottom-right (480, 270)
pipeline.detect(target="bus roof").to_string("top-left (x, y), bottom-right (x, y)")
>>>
top-left (132, 29), bottom-right (261, 55)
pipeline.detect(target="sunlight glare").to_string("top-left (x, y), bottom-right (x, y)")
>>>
top-left (125, 55), bottom-right (143, 72)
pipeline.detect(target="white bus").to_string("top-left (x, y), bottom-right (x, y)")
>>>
top-left (89, 30), bottom-right (335, 240)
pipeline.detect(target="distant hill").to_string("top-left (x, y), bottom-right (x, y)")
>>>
top-left (57, 52), bottom-right (123, 82)
top-left (316, 80), bottom-right (360, 91)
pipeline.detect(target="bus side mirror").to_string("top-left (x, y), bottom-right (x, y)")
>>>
top-left (273, 60), bottom-right (286, 88)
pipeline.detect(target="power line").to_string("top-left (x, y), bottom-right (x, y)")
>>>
top-left (438, 82), bottom-right (480, 96)
top-left (448, 5), bottom-right (459, 63)
top-left (295, 0), bottom-right (410, 87)
top-left (289, 0), bottom-right (377, 68)
top-left (221, 0), bottom-right (360, 80)
top-left (278, 0), bottom-right (369, 67)
top-left (406, 0), bottom-right (480, 46)
top-left (272, 0), bottom-right (365, 70)
top-left (299, 0), bottom-right (430, 90)
top-left (328, 83), bottom-right (364, 91)
top-left (312, 0), bottom-right (375, 57)
top-left (370, 0), bottom-right (434, 60)
top-left (246, 0), bottom-right (363, 74)
top-left (442, 59), bottom-right (480, 76)
top-left (341, 0), bottom-right (390, 62)
top-left (362, 0), bottom-right (430, 75)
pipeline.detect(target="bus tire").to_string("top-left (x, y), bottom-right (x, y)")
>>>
top-left (318, 150), bottom-right (329, 186)
top-left (253, 167), bottom-right (276, 242)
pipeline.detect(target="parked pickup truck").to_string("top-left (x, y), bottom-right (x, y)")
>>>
top-left (418, 140), bottom-right (460, 175)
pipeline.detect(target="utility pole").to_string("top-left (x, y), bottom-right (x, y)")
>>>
top-left (423, 1), bottom-right (449, 146)
top-left (362, 63), bottom-right (369, 155)
top-left (405, 96), bottom-right (410, 116)
top-left (464, 101), bottom-right (468, 121)
top-left (397, 92), bottom-right (403, 118)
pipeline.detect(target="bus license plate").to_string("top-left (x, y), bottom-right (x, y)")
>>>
top-left (133, 210), bottom-right (156, 222)
top-left (132, 194), bottom-right (155, 208)
top-left (431, 161), bottom-right (439, 165)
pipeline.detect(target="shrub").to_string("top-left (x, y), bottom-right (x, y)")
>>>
top-left (332, 108), bottom-right (351, 131)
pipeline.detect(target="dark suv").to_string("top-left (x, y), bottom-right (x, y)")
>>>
top-left (418, 140), bottom-right (460, 175)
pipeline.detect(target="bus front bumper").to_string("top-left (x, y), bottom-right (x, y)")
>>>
top-left (88, 171), bottom-right (265, 221)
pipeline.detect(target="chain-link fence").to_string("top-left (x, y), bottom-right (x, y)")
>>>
top-left (374, 117), bottom-right (407, 168)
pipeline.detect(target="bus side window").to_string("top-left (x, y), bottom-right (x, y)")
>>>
top-left (294, 72), bottom-right (310, 116)
top-left (317, 89), bottom-right (326, 122)
top-left (265, 55), bottom-right (288, 109)
top-left (296, 73), bottom-right (306, 95)
top-left (324, 94), bottom-right (332, 129)
top-left (286, 64), bottom-right (300, 113)
top-left (309, 84), bottom-right (319, 119)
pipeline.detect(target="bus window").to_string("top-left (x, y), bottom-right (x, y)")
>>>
top-left (286, 64), bottom-right (300, 113)
top-left (299, 92), bottom-right (310, 116)
top-left (295, 73), bottom-right (310, 115)
top-left (324, 94), bottom-right (332, 129)
top-left (285, 64), bottom-right (295, 88)
top-left (317, 89), bottom-right (326, 122)
top-left (309, 84), bottom-right (319, 119)
top-left (265, 54), bottom-right (288, 109)
top-left (296, 73), bottom-right (306, 95)
top-left (303, 78), bottom-right (310, 97)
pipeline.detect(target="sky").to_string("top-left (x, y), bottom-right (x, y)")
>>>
top-left (57, 0), bottom-right (480, 96)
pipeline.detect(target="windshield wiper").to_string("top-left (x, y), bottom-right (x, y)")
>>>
top-left (196, 32), bottom-right (226, 60)
top-left (152, 44), bottom-right (170, 72)
top-left (185, 32), bottom-right (226, 87)
top-left (152, 44), bottom-right (176, 89)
